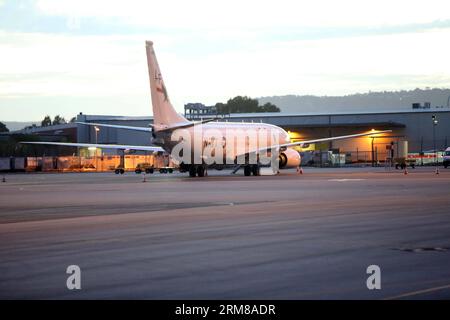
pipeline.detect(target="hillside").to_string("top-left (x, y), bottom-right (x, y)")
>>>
top-left (2, 121), bottom-right (40, 132)
top-left (258, 88), bottom-right (450, 114)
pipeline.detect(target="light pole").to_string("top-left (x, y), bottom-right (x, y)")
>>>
top-left (94, 126), bottom-right (100, 171)
top-left (371, 136), bottom-right (375, 167)
top-left (370, 129), bottom-right (376, 167)
top-left (95, 126), bottom-right (100, 144)
top-left (432, 115), bottom-right (439, 174)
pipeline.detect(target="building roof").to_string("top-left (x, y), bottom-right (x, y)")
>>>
top-left (81, 107), bottom-right (450, 122)
top-left (221, 108), bottom-right (450, 118)
top-left (4, 107), bottom-right (447, 135)
top-left (7, 122), bottom-right (77, 135)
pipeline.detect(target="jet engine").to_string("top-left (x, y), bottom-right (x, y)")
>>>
top-left (278, 148), bottom-right (301, 169)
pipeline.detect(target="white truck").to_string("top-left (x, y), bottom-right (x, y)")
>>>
top-left (444, 147), bottom-right (450, 169)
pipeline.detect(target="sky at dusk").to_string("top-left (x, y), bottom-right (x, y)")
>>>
top-left (1, 0), bottom-right (450, 121)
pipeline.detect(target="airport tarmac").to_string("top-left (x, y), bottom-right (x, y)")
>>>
top-left (1, 167), bottom-right (450, 299)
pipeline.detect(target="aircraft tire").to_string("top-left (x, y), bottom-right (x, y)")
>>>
top-left (189, 166), bottom-right (197, 177)
top-left (197, 165), bottom-right (205, 177)
top-left (251, 165), bottom-right (260, 176)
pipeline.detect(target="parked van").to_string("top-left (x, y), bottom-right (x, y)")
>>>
top-left (444, 147), bottom-right (450, 168)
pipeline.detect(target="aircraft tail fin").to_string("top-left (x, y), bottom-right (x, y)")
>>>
top-left (145, 41), bottom-right (190, 131)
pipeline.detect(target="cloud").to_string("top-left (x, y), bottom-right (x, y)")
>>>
top-left (0, 31), bottom-right (149, 95)
top-left (1, 26), bottom-right (450, 100)
top-left (1, 0), bottom-right (450, 120)
top-left (35, 0), bottom-right (450, 29)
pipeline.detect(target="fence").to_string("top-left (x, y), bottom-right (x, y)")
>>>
top-left (1, 151), bottom-right (445, 172)
top-left (299, 150), bottom-right (444, 167)
top-left (0, 154), bottom-right (172, 172)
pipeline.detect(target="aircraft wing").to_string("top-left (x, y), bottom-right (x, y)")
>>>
top-left (77, 122), bottom-right (153, 132)
top-left (77, 118), bottom-right (221, 133)
top-left (281, 130), bottom-right (392, 149)
top-left (20, 141), bottom-right (164, 152)
top-left (246, 129), bottom-right (392, 155)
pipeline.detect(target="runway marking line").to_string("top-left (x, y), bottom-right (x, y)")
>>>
top-left (384, 283), bottom-right (450, 300)
top-left (327, 178), bottom-right (366, 182)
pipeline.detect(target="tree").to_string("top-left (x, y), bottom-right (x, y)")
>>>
top-left (52, 115), bottom-right (66, 125)
top-left (0, 121), bottom-right (9, 133)
top-left (24, 124), bottom-right (37, 130)
top-left (69, 117), bottom-right (76, 123)
top-left (260, 102), bottom-right (280, 112)
top-left (227, 96), bottom-right (259, 113)
top-left (41, 115), bottom-right (52, 127)
top-left (215, 96), bottom-right (280, 114)
top-left (215, 102), bottom-right (227, 114)
top-left (0, 133), bottom-right (41, 157)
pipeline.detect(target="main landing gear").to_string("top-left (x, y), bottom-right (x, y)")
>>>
top-left (187, 164), bottom-right (261, 177)
top-left (114, 168), bottom-right (125, 174)
top-left (244, 164), bottom-right (260, 176)
top-left (188, 165), bottom-right (207, 177)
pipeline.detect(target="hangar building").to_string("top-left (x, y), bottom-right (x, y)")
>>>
top-left (75, 108), bottom-right (450, 157)
top-left (5, 108), bottom-right (450, 167)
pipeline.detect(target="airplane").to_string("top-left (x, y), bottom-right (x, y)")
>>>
top-left (22, 41), bottom-right (391, 177)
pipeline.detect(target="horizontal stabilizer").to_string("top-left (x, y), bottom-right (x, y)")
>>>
top-left (157, 117), bottom-right (221, 132)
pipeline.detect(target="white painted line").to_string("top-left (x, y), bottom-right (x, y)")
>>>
top-left (327, 179), bottom-right (366, 182)
top-left (384, 284), bottom-right (450, 300)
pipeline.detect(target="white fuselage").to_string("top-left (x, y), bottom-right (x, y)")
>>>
top-left (155, 121), bottom-right (291, 166)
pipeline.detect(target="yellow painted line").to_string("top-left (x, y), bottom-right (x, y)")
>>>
top-left (384, 284), bottom-right (450, 300)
